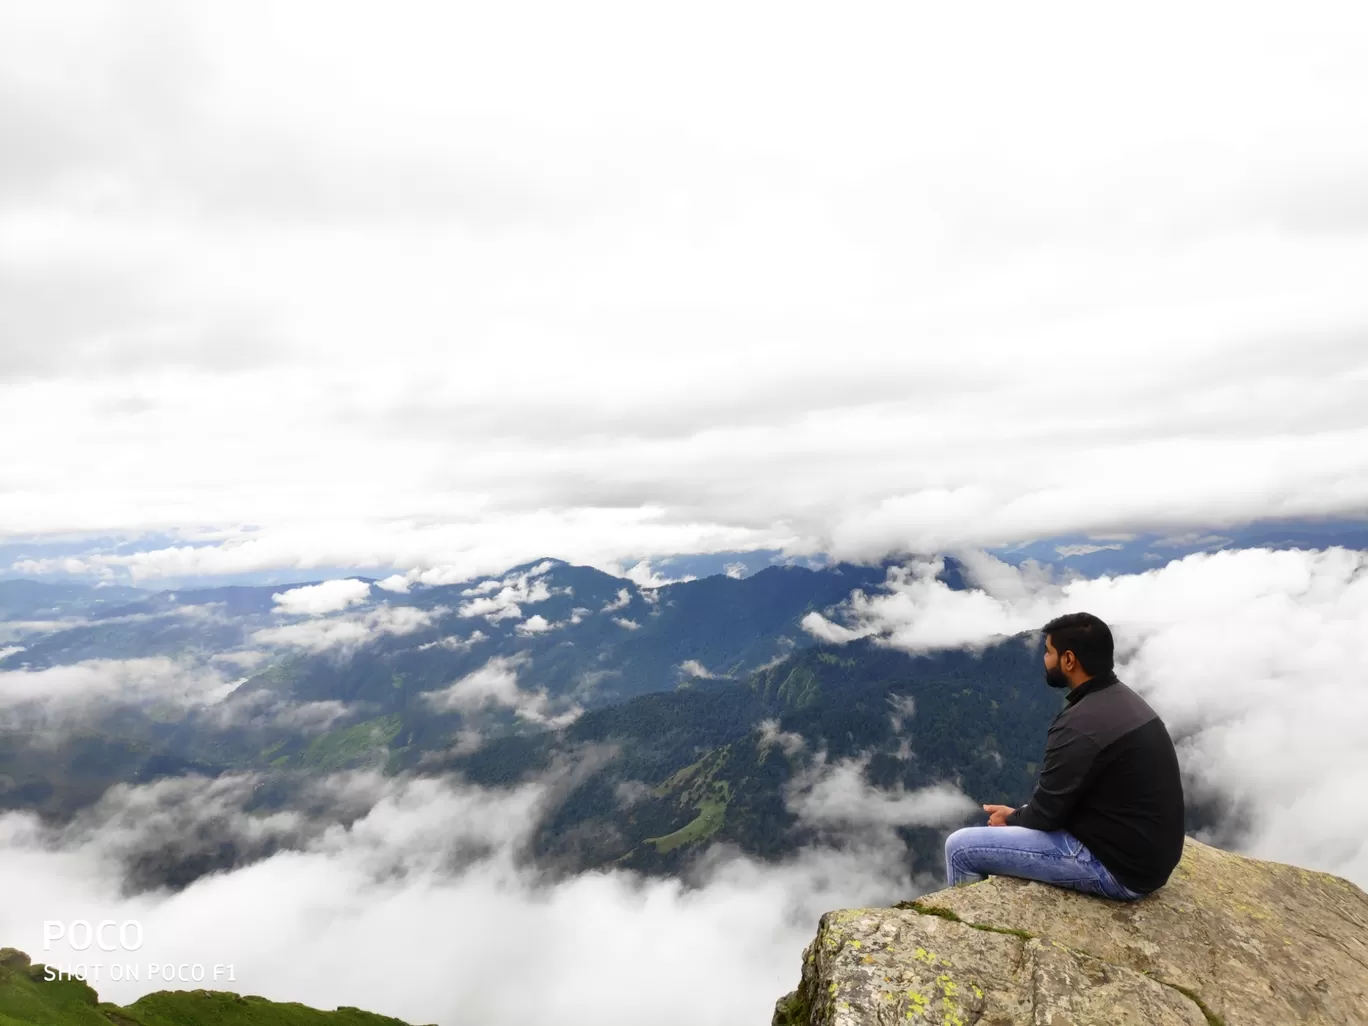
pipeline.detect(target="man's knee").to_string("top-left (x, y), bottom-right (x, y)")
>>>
top-left (944, 826), bottom-right (993, 885)
top-left (945, 826), bottom-right (995, 854)
top-left (944, 826), bottom-right (993, 873)
top-left (944, 826), bottom-right (973, 861)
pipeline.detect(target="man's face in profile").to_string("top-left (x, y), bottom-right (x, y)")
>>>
top-left (1043, 635), bottom-right (1070, 689)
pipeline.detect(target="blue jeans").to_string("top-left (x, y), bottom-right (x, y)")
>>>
top-left (943, 826), bottom-right (1146, 901)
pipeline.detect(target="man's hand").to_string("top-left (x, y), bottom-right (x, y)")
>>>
top-left (982, 804), bottom-right (1015, 827)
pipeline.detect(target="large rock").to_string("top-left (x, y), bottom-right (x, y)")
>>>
top-left (773, 837), bottom-right (1368, 1025)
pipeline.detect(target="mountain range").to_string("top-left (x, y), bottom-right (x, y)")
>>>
top-left (0, 556), bottom-right (1049, 880)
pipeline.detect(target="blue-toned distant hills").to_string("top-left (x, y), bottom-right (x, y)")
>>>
top-left (986, 515), bottom-right (1368, 578)
top-left (3, 515), bottom-right (1363, 590)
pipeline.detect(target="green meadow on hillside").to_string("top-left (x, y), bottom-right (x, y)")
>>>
top-left (0, 949), bottom-right (424, 1026)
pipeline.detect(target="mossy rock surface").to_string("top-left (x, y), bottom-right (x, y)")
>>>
top-left (773, 837), bottom-right (1368, 1025)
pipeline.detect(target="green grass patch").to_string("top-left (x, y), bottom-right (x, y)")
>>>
top-left (0, 951), bottom-right (113, 1026)
top-left (775, 666), bottom-right (821, 710)
top-left (651, 753), bottom-right (712, 798)
top-left (646, 780), bottom-right (731, 854)
top-left (771, 989), bottom-right (808, 1026)
top-left (896, 902), bottom-right (1036, 941)
top-left (1, 949), bottom-right (423, 1026)
top-left (1155, 981), bottom-right (1225, 1026)
top-left (124, 990), bottom-right (417, 1026)
top-left (300, 716), bottom-right (402, 772)
top-left (968, 922), bottom-right (1034, 940)
top-left (895, 901), bottom-right (961, 920)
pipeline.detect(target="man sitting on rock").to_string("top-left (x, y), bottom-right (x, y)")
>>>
top-left (944, 612), bottom-right (1185, 900)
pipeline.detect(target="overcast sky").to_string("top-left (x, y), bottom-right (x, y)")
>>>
top-left (3, 1), bottom-right (1367, 584)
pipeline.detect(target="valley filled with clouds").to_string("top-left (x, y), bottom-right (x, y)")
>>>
top-left (2, 543), bottom-right (1366, 1023)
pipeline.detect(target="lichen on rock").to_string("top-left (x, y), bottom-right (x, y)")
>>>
top-left (772, 837), bottom-right (1368, 1025)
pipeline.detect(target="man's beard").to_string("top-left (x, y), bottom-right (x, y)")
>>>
top-left (1044, 665), bottom-right (1071, 689)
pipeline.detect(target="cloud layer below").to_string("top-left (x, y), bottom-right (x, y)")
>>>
top-left (0, 766), bottom-right (945, 1025)
top-left (1, 543), bottom-right (1366, 1022)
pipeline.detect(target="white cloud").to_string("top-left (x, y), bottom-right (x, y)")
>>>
top-left (0, 604), bottom-right (224, 646)
top-left (457, 565), bottom-right (557, 623)
top-left (677, 659), bottom-right (715, 679)
top-left (0, 651), bottom-right (346, 736)
top-left (612, 779), bottom-right (654, 808)
top-left (831, 546), bottom-right (1368, 885)
top-left (459, 599), bottom-right (522, 623)
top-left (253, 604), bottom-right (440, 654)
top-left (756, 718), bottom-right (805, 759)
top-left (207, 692), bottom-right (351, 735)
top-left (749, 636), bottom-right (798, 675)
top-left (262, 700), bottom-right (350, 733)
top-left (416, 630), bottom-right (488, 652)
top-left (272, 579), bottom-right (371, 616)
top-left (1153, 533), bottom-right (1231, 550)
top-left (457, 597), bottom-right (523, 622)
top-left (422, 656), bottom-right (581, 728)
top-left (600, 588), bottom-right (632, 613)
top-left (5, 6), bottom-right (1368, 1013)
top-left (209, 648), bottom-right (270, 670)
top-left (611, 617), bottom-right (640, 631)
top-left (788, 755), bottom-right (978, 833)
top-left (887, 694), bottom-right (916, 734)
top-left (52, 775), bottom-right (316, 870)
top-left (723, 563), bottom-right (747, 579)
top-left (802, 554), bottom-right (1054, 652)
top-left (375, 574), bottom-right (412, 593)
top-left (2, 6), bottom-right (1368, 584)
top-left (0, 620), bottom-right (77, 644)
top-left (460, 578), bottom-right (505, 597)
top-left (0, 657), bottom-right (237, 729)
top-left (0, 769), bottom-right (926, 1026)
top-left (610, 560), bottom-right (697, 589)
top-left (799, 611), bottom-right (872, 645)
top-left (515, 614), bottom-right (555, 635)
top-left (1054, 543), bottom-right (1125, 557)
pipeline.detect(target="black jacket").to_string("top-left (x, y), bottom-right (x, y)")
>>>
top-left (1006, 671), bottom-right (1185, 893)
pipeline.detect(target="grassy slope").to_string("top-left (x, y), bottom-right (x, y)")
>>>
top-left (645, 751), bottom-right (734, 854)
top-left (299, 715), bottom-right (403, 772)
top-left (0, 950), bottom-right (424, 1026)
top-left (646, 782), bottom-right (731, 854)
top-left (124, 991), bottom-right (418, 1026)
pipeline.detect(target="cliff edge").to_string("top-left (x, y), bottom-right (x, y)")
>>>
top-left (772, 837), bottom-right (1368, 1025)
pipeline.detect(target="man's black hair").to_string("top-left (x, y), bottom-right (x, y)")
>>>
top-left (1042, 611), bottom-right (1114, 676)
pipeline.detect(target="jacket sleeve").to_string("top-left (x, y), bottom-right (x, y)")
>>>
top-left (1005, 724), bottom-right (1100, 831)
